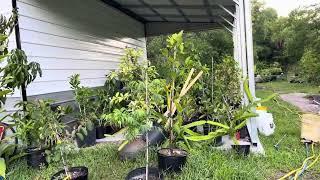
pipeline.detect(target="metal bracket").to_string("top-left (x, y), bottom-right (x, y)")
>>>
top-left (219, 15), bottom-right (235, 28)
top-left (233, 0), bottom-right (239, 5)
top-left (218, 4), bottom-right (236, 18)
top-left (218, 22), bottom-right (233, 34)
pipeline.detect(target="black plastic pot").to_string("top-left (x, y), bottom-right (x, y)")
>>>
top-left (76, 127), bottom-right (96, 148)
top-left (211, 136), bottom-right (223, 147)
top-left (142, 127), bottom-right (166, 146)
top-left (232, 144), bottom-right (250, 156)
top-left (158, 148), bottom-right (188, 172)
top-left (26, 148), bottom-right (48, 168)
top-left (96, 126), bottom-right (106, 139)
top-left (51, 166), bottom-right (88, 180)
top-left (126, 167), bottom-right (163, 180)
top-left (105, 125), bottom-right (116, 135)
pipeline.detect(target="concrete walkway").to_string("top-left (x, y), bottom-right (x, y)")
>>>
top-left (280, 93), bottom-right (320, 114)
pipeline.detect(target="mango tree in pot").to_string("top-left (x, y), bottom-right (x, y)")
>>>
top-left (155, 31), bottom-right (205, 173)
top-left (13, 100), bottom-right (70, 168)
top-left (45, 121), bottom-right (89, 180)
top-left (0, 11), bottom-right (27, 178)
top-left (102, 48), bottom-right (167, 160)
top-left (69, 74), bottom-right (98, 147)
top-left (198, 56), bottom-right (243, 146)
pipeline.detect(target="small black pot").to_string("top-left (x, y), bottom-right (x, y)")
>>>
top-left (51, 166), bottom-right (88, 180)
top-left (96, 126), bottom-right (106, 139)
top-left (26, 148), bottom-right (48, 168)
top-left (126, 167), bottom-right (164, 180)
top-left (211, 136), bottom-right (223, 147)
top-left (158, 148), bottom-right (188, 173)
top-left (76, 127), bottom-right (96, 148)
top-left (105, 125), bottom-right (116, 135)
top-left (142, 127), bottom-right (166, 146)
top-left (232, 144), bottom-right (250, 156)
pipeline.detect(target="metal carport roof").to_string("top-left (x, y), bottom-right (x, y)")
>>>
top-left (101, 0), bottom-right (236, 36)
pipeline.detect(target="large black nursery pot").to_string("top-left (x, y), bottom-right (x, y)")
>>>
top-left (142, 126), bottom-right (166, 146)
top-left (158, 148), bottom-right (188, 173)
top-left (119, 137), bottom-right (146, 161)
top-left (231, 144), bottom-right (250, 156)
top-left (96, 125), bottom-right (106, 139)
top-left (26, 147), bottom-right (48, 168)
top-left (76, 127), bottom-right (96, 148)
top-left (51, 166), bottom-right (88, 180)
top-left (126, 167), bottom-right (164, 180)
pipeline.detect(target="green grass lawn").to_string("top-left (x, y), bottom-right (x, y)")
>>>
top-left (8, 83), bottom-right (320, 179)
top-left (257, 81), bottom-right (320, 94)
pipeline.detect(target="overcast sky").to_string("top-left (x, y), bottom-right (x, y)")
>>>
top-left (264, 0), bottom-right (319, 16)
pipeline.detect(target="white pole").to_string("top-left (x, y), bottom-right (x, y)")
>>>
top-left (244, 0), bottom-right (256, 97)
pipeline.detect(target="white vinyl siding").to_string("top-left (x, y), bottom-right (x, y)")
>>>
top-left (14, 0), bottom-right (146, 96)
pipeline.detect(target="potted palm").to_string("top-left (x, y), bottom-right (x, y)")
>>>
top-left (14, 100), bottom-right (70, 168)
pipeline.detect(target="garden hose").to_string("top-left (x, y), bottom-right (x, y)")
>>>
top-left (279, 142), bottom-right (320, 180)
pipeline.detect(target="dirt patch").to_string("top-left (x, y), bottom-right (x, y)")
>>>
top-left (280, 93), bottom-right (320, 114)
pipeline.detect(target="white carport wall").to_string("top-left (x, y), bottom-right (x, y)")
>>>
top-left (3, 0), bottom-right (261, 153)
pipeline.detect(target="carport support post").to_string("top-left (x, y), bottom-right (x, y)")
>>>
top-left (236, 0), bottom-right (263, 153)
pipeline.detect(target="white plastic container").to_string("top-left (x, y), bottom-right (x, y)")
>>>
top-left (256, 106), bottom-right (275, 136)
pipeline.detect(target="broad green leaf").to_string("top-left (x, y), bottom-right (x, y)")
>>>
top-left (185, 134), bottom-right (216, 141)
top-left (118, 140), bottom-right (129, 151)
top-left (244, 79), bottom-right (254, 103)
top-left (0, 158), bottom-right (5, 178)
top-left (76, 133), bottom-right (84, 141)
top-left (206, 121), bottom-right (230, 129)
top-left (183, 128), bottom-right (201, 136)
top-left (0, 90), bottom-right (11, 97)
top-left (81, 127), bottom-right (88, 136)
top-left (182, 120), bottom-right (207, 129)
top-left (256, 93), bottom-right (277, 104)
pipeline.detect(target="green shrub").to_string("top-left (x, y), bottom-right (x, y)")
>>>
top-left (300, 49), bottom-right (320, 84)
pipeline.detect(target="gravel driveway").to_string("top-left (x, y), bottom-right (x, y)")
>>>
top-left (280, 93), bottom-right (320, 114)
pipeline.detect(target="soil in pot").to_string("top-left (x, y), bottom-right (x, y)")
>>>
top-left (26, 147), bottom-right (48, 168)
top-left (76, 127), bottom-right (96, 148)
top-left (158, 148), bottom-right (188, 173)
top-left (51, 166), bottom-right (88, 180)
top-left (126, 167), bottom-right (163, 180)
top-left (96, 126), bottom-right (106, 139)
top-left (232, 144), bottom-right (250, 156)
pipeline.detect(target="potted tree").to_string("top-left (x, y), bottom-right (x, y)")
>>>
top-left (69, 74), bottom-right (97, 147)
top-left (46, 118), bottom-right (89, 180)
top-left (14, 100), bottom-right (70, 168)
top-left (183, 79), bottom-right (277, 156)
top-left (154, 31), bottom-right (205, 173)
top-left (102, 48), bottom-right (167, 160)
top-left (50, 141), bottom-right (88, 180)
top-left (125, 55), bottom-right (163, 180)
